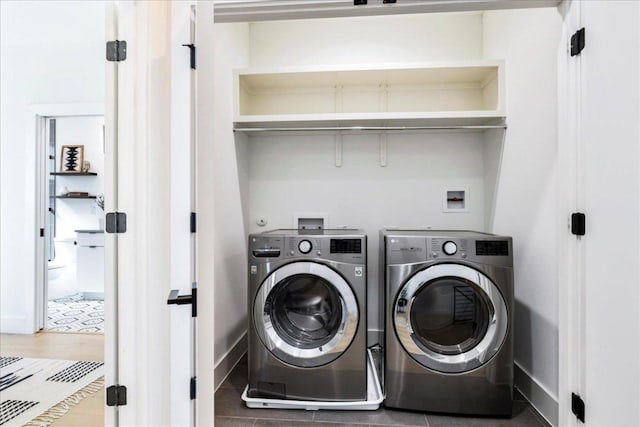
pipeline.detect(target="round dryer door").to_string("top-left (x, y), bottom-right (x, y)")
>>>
top-left (394, 263), bottom-right (508, 374)
top-left (254, 261), bottom-right (359, 368)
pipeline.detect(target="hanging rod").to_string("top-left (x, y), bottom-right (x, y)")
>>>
top-left (234, 125), bottom-right (507, 132)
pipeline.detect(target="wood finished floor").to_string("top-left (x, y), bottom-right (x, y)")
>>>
top-left (0, 332), bottom-right (104, 427)
top-left (215, 354), bottom-right (552, 427)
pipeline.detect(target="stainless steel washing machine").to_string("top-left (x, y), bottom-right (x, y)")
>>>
top-left (247, 229), bottom-right (367, 401)
top-left (382, 230), bottom-right (514, 416)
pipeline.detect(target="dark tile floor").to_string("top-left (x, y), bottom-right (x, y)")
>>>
top-left (215, 355), bottom-right (551, 427)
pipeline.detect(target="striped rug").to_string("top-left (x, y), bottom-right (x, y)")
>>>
top-left (0, 356), bottom-right (104, 426)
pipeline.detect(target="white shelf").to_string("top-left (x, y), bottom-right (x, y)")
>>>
top-left (234, 61), bottom-right (505, 131)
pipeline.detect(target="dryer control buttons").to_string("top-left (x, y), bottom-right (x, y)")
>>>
top-left (298, 240), bottom-right (312, 254)
top-left (443, 241), bottom-right (458, 256)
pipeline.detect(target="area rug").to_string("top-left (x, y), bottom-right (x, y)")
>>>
top-left (0, 356), bottom-right (104, 426)
top-left (47, 294), bottom-right (104, 333)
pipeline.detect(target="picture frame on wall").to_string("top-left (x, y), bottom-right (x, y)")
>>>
top-left (60, 145), bottom-right (85, 173)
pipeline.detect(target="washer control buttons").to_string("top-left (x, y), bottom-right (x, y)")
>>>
top-left (461, 252), bottom-right (467, 259)
top-left (432, 252), bottom-right (439, 258)
top-left (443, 241), bottom-right (458, 256)
top-left (298, 240), bottom-right (312, 254)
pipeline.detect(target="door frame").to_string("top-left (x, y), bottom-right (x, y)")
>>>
top-left (32, 103), bottom-right (105, 333)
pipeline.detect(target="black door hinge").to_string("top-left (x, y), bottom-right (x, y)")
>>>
top-left (572, 392), bottom-right (585, 423)
top-left (571, 212), bottom-right (586, 236)
top-left (40, 228), bottom-right (45, 237)
top-left (190, 376), bottom-right (197, 400)
top-left (105, 212), bottom-right (127, 234)
top-left (167, 282), bottom-right (197, 317)
top-left (190, 212), bottom-right (197, 233)
top-left (106, 385), bottom-right (127, 407)
top-left (182, 44), bottom-right (196, 70)
top-left (354, 0), bottom-right (367, 5)
top-left (571, 28), bottom-right (585, 56)
top-left (106, 40), bottom-right (127, 62)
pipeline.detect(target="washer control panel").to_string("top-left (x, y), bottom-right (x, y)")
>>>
top-left (298, 240), bottom-right (312, 254)
top-left (430, 238), bottom-right (468, 259)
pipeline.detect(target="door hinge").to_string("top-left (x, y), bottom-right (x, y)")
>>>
top-left (182, 43), bottom-right (196, 70)
top-left (571, 392), bottom-right (585, 423)
top-left (190, 212), bottom-right (197, 233)
top-left (40, 228), bottom-right (45, 237)
top-left (106, 385), bottom-right (127, 407)
top-left (105, 212), bottom-right (127, 234)
top-left (167, 282), bottom-right (197, 317)
top-left (571, 28), bottom-right (585, 56)
top-left (106, 40), bottom-right (127, 62)
top-left (571, 212), bottom-right (586, 236)
top-left (190, 376), bottom-right (197, 400)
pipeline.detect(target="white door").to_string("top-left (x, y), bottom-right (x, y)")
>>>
top-left (562, 1), bottom-right (640, 426)
top-left (106, 1), bottom-right (198, 425)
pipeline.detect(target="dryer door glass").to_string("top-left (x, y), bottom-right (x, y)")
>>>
top-left (254, 262), bottom-right (359, 368)
top-left (269, 274), bottom-right (342, 349)
top-left (410, 277), bottom-right (490, 355)
top-left (394, 264), bottom-right (508, 373)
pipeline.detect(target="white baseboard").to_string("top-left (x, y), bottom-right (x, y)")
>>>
top-left (514, 361), bottom-right (558, 426)
top-left (214, 332), bottom-right (247, 391)
top-left (0, 315), bottom-right (34, 334)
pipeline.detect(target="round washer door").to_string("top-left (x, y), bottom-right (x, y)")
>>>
top-left (254, 261), bottom-right (359, 368)
top-left (394, 263), bottom-right (508, 374)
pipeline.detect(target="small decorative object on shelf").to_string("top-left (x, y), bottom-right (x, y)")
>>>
top-left (60, 145), bottom-right (85, 173)
top-left (60, 186), bottom-right (70, 196)
top-left (82, 160), bottom-right (91, 173)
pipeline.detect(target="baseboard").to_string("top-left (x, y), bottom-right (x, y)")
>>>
top-left (0, 315), bottom-right (34, 334)
top-left (514, 361), bottom-right (558, 426)
top-left (214, 332), bottom-right (247, 391)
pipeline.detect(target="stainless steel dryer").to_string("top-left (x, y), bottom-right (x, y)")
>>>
top-left (382, 230), bottom-right (514, 416)
top-left (248, 229), bottom-right (367, 401)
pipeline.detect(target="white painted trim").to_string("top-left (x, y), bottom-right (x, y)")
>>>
top-left (28, 103), bottom-right (104, 117)
top-left (214, 332), bottom-right (248, 390)
top-left (515, 361), bottom-right (559, 426)
top-left (214, 0), bottom-right (562, 23)
top-left (196, 1), bottom-right (216, 425)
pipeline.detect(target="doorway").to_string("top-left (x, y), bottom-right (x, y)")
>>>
top-left (41, 114), bottom-right (106, 333)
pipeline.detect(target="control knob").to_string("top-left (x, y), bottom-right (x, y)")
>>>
top-left (298, 240), bottom-right (312, 254)
top-left (442, 241), bottom-right (457, 256)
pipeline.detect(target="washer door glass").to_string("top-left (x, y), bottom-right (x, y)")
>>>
top-left (394, 264), bottom-right (508, 374)
top-left (410, 277), bottom-right (491, 355)
top-left (269, 274), bottom-right (342, 349)
top-left (254, 262), bottom-right (359, 368)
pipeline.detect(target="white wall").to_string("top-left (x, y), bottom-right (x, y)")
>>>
top-left (483, 8), bottom-right (562, 425)
top-left (54, 116), bottom-right (105, 238)
top-left (213, 23), bottom-right (251, 366)
top-left (0, 1), bottom-right (105, 333)
top-left (213, 12), bottom-right (489, 363)
top-left (248, 12), bottom-right (483, 67)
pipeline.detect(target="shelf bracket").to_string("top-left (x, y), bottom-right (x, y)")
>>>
top-left (379, 132), bottom-right (388, 167)
top-left (335, 134), bottom-right (343, 168)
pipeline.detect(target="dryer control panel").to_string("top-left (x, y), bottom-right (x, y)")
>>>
top-left (385, 232), bottom-right (512, 267)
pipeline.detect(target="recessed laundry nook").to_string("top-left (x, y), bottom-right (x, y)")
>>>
top-left (210, 5), bottom-right (561, 427)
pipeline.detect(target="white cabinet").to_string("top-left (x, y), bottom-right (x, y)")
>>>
top-left (234, 61), bottom-right (505, 130)
top-left (75, 230), bottom-right (104, 299)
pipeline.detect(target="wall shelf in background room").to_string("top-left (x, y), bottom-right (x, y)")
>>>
top-left (50, 172), bottom-right (98, 176)
top-left (55, 195), bottom-right (97, 199)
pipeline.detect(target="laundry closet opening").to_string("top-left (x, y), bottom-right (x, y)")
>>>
top-left (212, 8), bottom-right (561, 425)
